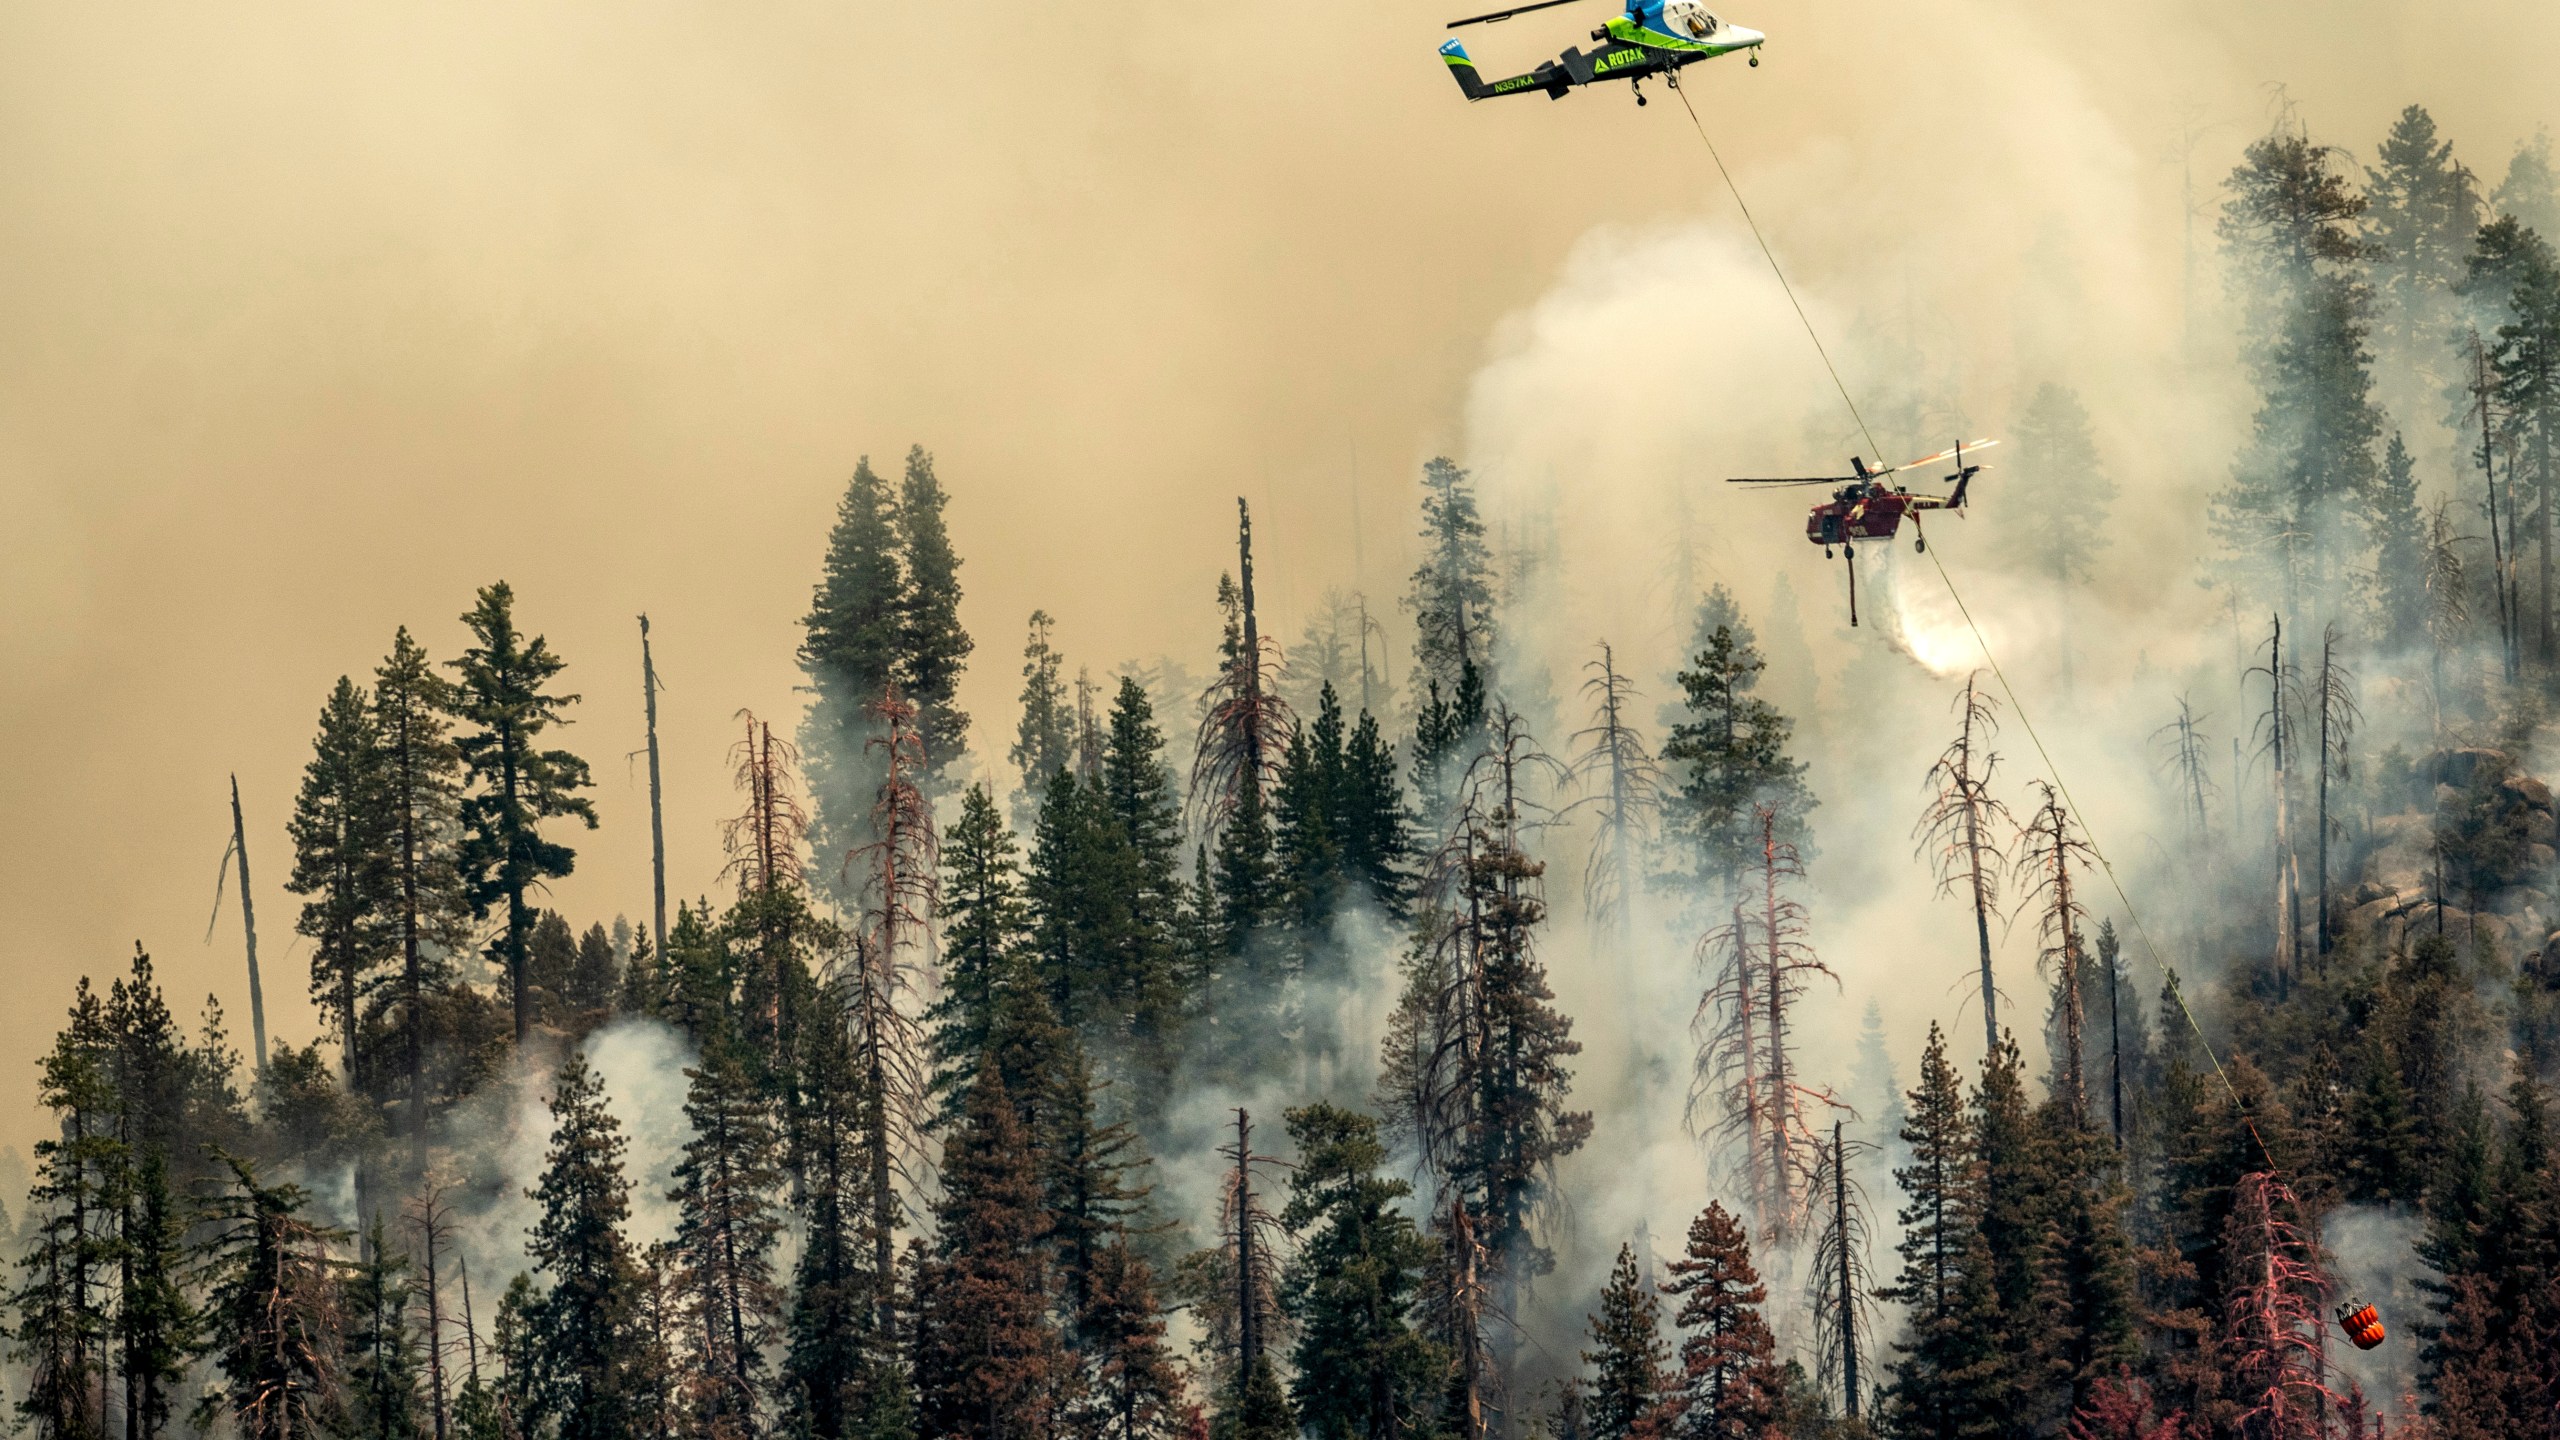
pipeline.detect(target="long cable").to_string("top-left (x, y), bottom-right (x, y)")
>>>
top-left (1671, 73), bottom-right (2271, 1160)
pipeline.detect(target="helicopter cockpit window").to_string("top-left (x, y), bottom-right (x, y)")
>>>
top-left (1663, 0), bottom-right (1718, 38)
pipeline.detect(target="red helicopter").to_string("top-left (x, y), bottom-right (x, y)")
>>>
top-left (1726, 438), bottom-right (1997, 626)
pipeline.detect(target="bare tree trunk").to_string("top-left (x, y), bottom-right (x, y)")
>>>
top-left (641, 615), bottom-right (668, 992)
top-left (1833, 1121), bottom-right (1860, 1421)
top-left (230, 776), bottom-right (269, 1073)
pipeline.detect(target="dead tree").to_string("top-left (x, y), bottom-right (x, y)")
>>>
top-left (1428, 1197), bottom-right (1492, 1440)
top-left (1916, 673), bottom-right (2014, 1057)
top-left (2422, 502), bottom-right (2472, 738)
top-left (1698, 806), bottom-right (1841, 1240)
top-left (727, 710), bottom-right (814, 1091)
top-left (1189, 498), bottom-right (1295, 843)
top-left (2309, 628), bottom-right (2359, 960)
top-left (726, 710), bottom-right (810, 899)
top-left (230, 773), bottom-right (272, 1065)
top-left (2470, 334), bottom-right (2523, 680)
top-left (2152, 697), bottom-right (2218, 850)
top-left (404, 1183), bottom-right (458, 1440)
top-left (640, 616), bottom-right (670, 1003)
top-left (840, 684), bottom-right (938, 1330)
top-left (1074, 666), bottom-right (1105, 781)
top-left (2016, 782), bottom-right (2098, 1126)
top-left (1806, 1121), bottom-right (1879, 1424)
top-left (1216, 1109), bottom-right (1290, 1392)
top-left (2247, 617), bottom-right (2305, 992)
top-left (1569, 640), bottom-right (1664, 949)
top-left (2212, 1172), bottom-right (2356, 1440)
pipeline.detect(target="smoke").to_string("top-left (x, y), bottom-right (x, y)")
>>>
top-left (2323, 1204), bottom-right (2427, 1416)
top-left (431, 1019), bottom-right (701, 1306)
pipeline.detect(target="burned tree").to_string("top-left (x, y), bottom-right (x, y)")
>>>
top-left (2152, 696), bottom-right (2218, 851)
top-left (2017, 782), bottom-right (2099, 1126)
top-left (1191, 497), bottom-right (1295, 844)
top-left (1806, 1121), bottom-right (1880, 1425)
top-left (1569, 640), bottom-right (1664, 950)
top-left (724, 711), bottom-right (825, 1107)
top-left (1696, 806), bottom-right (1842, 1241)
top-left (2422, 499), bottom-right (2471, 735)
top-left (2205, 1172), bottom-right (2358, 1439)
top-left (2247, 616), bottom-right (2306, 990)
top-left (2308, 627), bottom-right (2359, 959)
top-left (838, 684), bottom-right (938, 1334)
top-left (1215, 1109), bottom-right (1290, 1400)
top-left (1379, 706), bottom-right (1588, 1393)
top-left (1916, 672), bottom-right (2015, 1057)
top-left (405, 1183), bottom-right (460, 1440)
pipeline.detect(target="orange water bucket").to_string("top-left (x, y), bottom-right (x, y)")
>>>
top-left (2335, 1300), bottom-right (2385, 1350)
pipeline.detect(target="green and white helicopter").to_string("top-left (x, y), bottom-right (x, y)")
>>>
top-left (1439, 0), bottom-right (1762, 104)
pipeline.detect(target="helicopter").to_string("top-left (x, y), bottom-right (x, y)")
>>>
top-left (1439, 0), bottom-right (1763, 106)
top-left (1725, 439), bottom-right (1997, 627)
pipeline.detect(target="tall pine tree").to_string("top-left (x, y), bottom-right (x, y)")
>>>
top-left (451, 581), bottom-right (597, 1044)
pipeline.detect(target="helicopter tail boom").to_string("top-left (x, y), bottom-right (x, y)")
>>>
top-left (1439, 39), bottom-right (1561, 99)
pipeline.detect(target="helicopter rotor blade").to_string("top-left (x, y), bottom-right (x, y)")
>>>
top-left (1883, 438), bottom-right (2000, 475)
top-left (1726, 476), bottom-right (1854, 486)
top-left (1446, 0), bottom-right (1583, 27)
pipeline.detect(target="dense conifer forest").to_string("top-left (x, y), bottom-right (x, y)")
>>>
top-left (12, 108), bottom-right (2560, 1440)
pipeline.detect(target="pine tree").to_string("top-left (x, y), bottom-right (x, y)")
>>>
top-left (2492, 128), bottom-right (2559, 244)
top-left (2475, 221), bottom-right (2560, 673)
top-left (782, 981), bottom-right (912, 1440)
top-left (451, 580), bottom-right (598, 1044)
top-left (1379, 709), bottom-right (1590, 1363)
top-left (1972, 1036), bottom-right (2049, 1398)
top-left (1274, 692), bottom-right (1347, 932)
top-left (671, 1049), bottom-right (784, 1437)
top-left (1096, 675), bottom-right (1193, 1089)
top-left (1661, 1202), bottom-right (1781, 1440)
top-left (1663, 606), bottom-right (1813, 896)
top-left (2367, 431), bottom-right (2429, 650)
top-left (372, 626), bottom-right (471, 1173)
top-left (1406, 457), bottom-right (1497, 704)
top-left (1339, 707), bottom-right (1414, 916)
top-left (11, 984), bottom-right (115, 1439)
top-left (2011, 383), bottom-right (2115, 588)
top-left (112, 1151), bottom-right (194, 1439)
top-left (1014, 610), bottom-right (1076, 823)
top-left (1278, 1103), bottom-right (1440, 1440)
top-left (287, 673), bottom-right (392, 1077)
top-left (629, 1243), bottom-right (683, 1440)
top-left (526, 1049), bottom-right (643, 1440)
top-left (912, 1069), bottom-right (1062, 1440)
top-left (1876, 1024), bottom-right (2008, 1440)
top-left (197, 1154), bottom-right (346, 1440)
top-left (2211, 125), bottom-right (2385, 624)
top-left (896, 445), bottom-right (974, 789)
top-left (803, 456), bottom-right (907, 870)
top-left (934, 783), bottom-right (1035, 1118)
top-left (1042, 1041), bottom-right (1155, 1339)
top-left (344, 1215), bottom-right (427, 1440)
top-left (2362, 105), bottom-right (2482, 406)
top-left (1074, 1238), bottom-right (1184, 1440)
top-left (1582, 1244), bottom-right (1670, 1440)
top-left (566, 922), bottom-right (620, 1018)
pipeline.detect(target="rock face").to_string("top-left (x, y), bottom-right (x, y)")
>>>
top-left (2348, 745), bottom-right (2557, 959)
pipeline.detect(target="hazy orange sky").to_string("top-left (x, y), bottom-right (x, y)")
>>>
top-left (2, 0), bottom-right (2552, 1156)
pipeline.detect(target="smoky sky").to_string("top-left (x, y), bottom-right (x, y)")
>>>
top-left (0, 0), bottom-right (2552, 1154)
